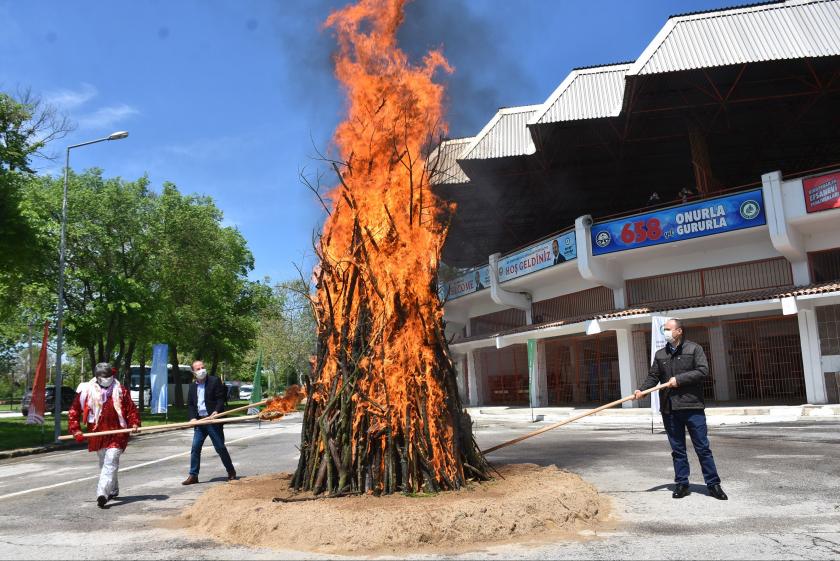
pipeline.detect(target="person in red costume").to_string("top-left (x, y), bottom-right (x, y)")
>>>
top-left (69, 362), bottom-right (141, 508)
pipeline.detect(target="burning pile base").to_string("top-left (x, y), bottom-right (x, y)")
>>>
top-left (176, 464), bottom-right (609, 555)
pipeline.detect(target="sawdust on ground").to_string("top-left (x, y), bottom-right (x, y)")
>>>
top-left (173, 463), bottom-right (611, 555)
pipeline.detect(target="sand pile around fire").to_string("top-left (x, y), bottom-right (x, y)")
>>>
top-left (176, 463), bottom-right (609, 555)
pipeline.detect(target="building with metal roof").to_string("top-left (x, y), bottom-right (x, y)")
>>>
top-left (433, 0), bottom-right (840, 412)
top-left (433, 0), bottom-right (840, 270)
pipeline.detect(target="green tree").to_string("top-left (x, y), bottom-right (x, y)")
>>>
top-left (245, 278), bottom-right (315, 389)
top-left (24, 170), bottom-right (158, 373)
top-left (0, 91), bottom-right (69, 319)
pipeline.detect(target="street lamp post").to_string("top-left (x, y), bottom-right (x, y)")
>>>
top-left (54, 131), bottom-right (129, 442)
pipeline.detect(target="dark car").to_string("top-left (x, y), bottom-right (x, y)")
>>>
top-left (20, 386), bottom-right (75, 417)
top-left (224, 382), bottom-right (240, 401)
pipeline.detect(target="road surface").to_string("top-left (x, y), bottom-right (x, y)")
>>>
top-left (0, 415), bottom-right (839, 559)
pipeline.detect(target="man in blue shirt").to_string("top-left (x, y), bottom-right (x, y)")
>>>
top-left (182, 360), bottom-right (236, 485)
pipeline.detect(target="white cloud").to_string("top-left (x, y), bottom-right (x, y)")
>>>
top-left (163, 135), bottom-right (246, 160)
top-left (43, 83), bottom-right (98, 111)
top-left (77, 104), bottom-right (139, 130)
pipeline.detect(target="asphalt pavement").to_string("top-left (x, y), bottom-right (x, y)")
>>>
top-left (0, 415), bottom-right (838, 559)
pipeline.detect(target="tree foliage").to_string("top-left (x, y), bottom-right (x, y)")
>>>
top-left (11, 169), bottom-right (268, 387)
top-left (244, 278), bottom-right (315, 386)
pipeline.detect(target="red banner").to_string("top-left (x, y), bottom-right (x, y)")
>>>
top-left (25, 322), bottom-right (49, 425)
top-left (803, 171), bottom-right (840, 213)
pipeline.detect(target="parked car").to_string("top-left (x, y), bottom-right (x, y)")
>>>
top-left (239, 384), bottom-right (253, 400)
top-left (224, 382), bottom-right (240, 401)
top-left (20, 386), bottom-right (75, 417)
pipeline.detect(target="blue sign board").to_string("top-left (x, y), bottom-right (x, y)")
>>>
top-left (498, 230), bottom-right (576, 282)
top-left (591, 189), bottom-right (766, 256)
top-left (149, 343), bottom-right (169, 414)
top-left (441, 266), bottom-right (490, 301)
top-left (442, 230), bottom-right (577, 301)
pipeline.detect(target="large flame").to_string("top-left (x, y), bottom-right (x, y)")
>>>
top-left (259, 385), bottom-right (306, 420)
top-left (311, 0), bottom-right (462, 490)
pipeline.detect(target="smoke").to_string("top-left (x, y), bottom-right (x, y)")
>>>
top-left (271, 0), bottom-right (536, 140)
top-left (398, 0), bottom-right (536, 138)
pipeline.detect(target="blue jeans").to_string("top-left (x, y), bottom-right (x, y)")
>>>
top-left (189, 422), bottom-right (235, 476)
top-left (662, 409), bottom-right (721, 486)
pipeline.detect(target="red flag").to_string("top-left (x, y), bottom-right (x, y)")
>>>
top-left (26, 322), bottom-right (49, 425)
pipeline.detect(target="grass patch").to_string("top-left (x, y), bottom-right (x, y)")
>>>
top-left (0, 400), bottom-right (256, 451)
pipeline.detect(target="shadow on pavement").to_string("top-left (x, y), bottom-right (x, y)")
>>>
top-left (645, 482), bottom-right (710, 495)
top-left (106, 494), bottom-right (169, 508)
top-left (204, 476), bottom-right (230, 483)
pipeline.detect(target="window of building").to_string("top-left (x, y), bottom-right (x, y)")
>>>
top-left (809, 249), bottom-right (840, 283)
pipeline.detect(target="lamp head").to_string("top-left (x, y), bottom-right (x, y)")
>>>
top-left (108, 131), bottom-right (129, 141)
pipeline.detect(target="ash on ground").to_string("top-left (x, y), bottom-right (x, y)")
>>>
top-left (176, 463), bottom-right (610, 555)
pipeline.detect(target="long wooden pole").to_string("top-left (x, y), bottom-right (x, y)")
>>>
top-left (483, 383), bottom-right (668, 454)
top-left (214, 398), bottom-right (268, 419)
top-left (58, 414), bottom-right (261, 441)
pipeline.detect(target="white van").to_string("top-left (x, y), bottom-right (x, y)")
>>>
top-left (129, 364), bottom-right (192, 407)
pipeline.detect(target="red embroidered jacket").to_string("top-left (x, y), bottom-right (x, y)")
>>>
top-left (68, 387), bottom-right (141, 452)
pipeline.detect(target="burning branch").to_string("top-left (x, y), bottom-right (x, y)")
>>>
top-left (292, 0), bottom-right (488, 496)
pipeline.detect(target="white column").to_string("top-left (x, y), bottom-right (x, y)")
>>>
top-left (575, 215), bottom-right (625, 298)
top-left (454, 355), bottom-right (468, 404)
top-left (797, 307), bottom-right (828, 404)
top-left (615, 328), bottom-right (637, 408)
top-left (467, 350), bottom-right (484, 407)
top-left (535, 340), bottom-right (549, 407)
top-left (708, 324), bottom-right (731, 401)
top-left (762, 170), bottom-right (811, 286)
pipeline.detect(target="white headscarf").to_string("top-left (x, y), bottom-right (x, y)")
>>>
top-left (78, 378), bottom-right (126, 429)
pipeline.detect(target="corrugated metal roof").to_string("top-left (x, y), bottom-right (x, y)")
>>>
top-left (529, 63), bottom-right (631, 126)
top-left (459, 105), bottom-right (540, 160)
top-left (629, 0), bottom-right (840, 76)
top-left (429, 137), bottom-right (472, 185)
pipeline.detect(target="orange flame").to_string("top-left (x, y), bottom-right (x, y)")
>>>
top-left (260, 385), bottom-right (306, 420)
top-left (313, 0), bottom-right (462, 489)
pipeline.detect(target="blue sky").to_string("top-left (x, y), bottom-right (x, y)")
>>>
top-left (1, 0), bottom-right (734, 282)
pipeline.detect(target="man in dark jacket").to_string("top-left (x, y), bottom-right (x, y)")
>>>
top-left (181, 360), bottom-right (236, 485)
top-left (635, 319), bottom-right (727, 500)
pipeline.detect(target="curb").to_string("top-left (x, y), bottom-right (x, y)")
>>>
top-left (0, 441), bottom-right (85, 460)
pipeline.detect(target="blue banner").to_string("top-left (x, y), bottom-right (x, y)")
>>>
top-left (591, 189), bottom-right (766, 255)
top-left (442, 266), bottom-right (490, 301)
top-left (498, 230), bottom-right (576, 282)
top-left (149, 343), bottom-right (169, 414)
top-left (442, 230), bottom-right (577, 301)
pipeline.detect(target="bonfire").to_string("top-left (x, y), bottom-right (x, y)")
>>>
top-left (293, 0), bottom-right (489, 495)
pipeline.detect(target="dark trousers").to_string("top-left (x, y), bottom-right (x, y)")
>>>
top-left (189, 422), bottom-right (235, 476)
top-left (662, 409), bottom-right (721, 486)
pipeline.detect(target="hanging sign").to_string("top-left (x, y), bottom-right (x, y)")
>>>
top-left (591, 189), bottom-right (766, 255)
top-left (803, 171), bottom-right (840, 213)
top-left (442, 231), bottom-right (577, 301)
top-left (442, 266), bottom-right (490, 301)
top-left (497, 230), bottom-right (576, 282)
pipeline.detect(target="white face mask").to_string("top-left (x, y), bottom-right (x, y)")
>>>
top-left (194, 368), bottom-right (207, 381)
top-left (663, 329), bottom-right (677, 344)
top-left (97, 376), bottom-right (114, 388)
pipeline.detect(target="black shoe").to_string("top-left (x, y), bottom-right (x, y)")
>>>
top-left (672, 484), bottom-right (691, 499)
top-left (227, 471), bottom-right (237, 481)
top-left (97, 495), bottom-right (108, 509)
top-left (708, 484), bottom-right (728, 500)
